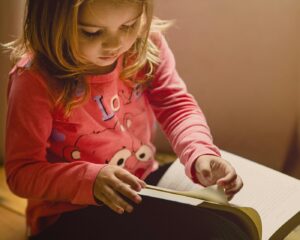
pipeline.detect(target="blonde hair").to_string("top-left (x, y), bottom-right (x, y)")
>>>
top-left (5, 0), bottom-right (172, 116)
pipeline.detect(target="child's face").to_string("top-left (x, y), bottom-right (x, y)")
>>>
top-left (78, 0), bottom-right (143, 71)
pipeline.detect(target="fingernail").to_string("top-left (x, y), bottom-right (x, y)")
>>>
top-left (135, 195), bottom-right (142, 203)
top-left (218, 181), bottom-right (225, 186)
top-left (126, 206), bottom-right (133, 213)
top-left (118, 208), bottom-right (124, 214)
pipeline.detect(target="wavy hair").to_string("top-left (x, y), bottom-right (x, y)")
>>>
top-left (4, 0), bottom-right (172, 116)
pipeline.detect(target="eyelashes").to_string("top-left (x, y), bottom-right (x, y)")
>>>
top-left (81, 29), bottom-right (104, 38)
top-left (80, 22), bottom-right (138, 39)
top-left (120, 21), bottom-right (138, 32)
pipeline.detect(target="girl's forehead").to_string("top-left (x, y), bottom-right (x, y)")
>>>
top-left (78, 0), bottom-right (143, 27)
top-left (85, 0), bottom-right (144, 4)
top-left (80, 0), bottom-right (143, 13)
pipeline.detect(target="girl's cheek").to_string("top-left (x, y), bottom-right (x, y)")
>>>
top-left (79, 41), bottom-right (100, 53)
top-left (126, 33), bottom-right (139, 47)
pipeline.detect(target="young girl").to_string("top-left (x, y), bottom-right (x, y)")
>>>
top-left (5, 0), bottom-right (243, 239)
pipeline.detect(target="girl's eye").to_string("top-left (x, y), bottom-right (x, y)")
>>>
top-left (81, 29), bottom-right (103, 38)
top-left (121, 22), bottom-right (137, 32)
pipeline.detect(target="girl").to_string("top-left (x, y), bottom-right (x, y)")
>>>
top-left (4, 0), bottom-right (243, 239)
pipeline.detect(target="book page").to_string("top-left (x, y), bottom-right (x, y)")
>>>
top-left (145, 184), bottom-right (228, 204)
top-left (220, 150), bottom-right (300, 240)
top-left (157, 158), bottom-right (206, 191)
top-left (157, 150), bottom-right (300, 240)
top-left (140, 188), bottom-right (204, 206)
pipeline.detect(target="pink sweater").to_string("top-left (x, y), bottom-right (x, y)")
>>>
top-left (5, 33), bottom-right (220, 235)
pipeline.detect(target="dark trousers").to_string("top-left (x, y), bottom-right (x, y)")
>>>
top-left (30, 164), bottom-right (249, 240)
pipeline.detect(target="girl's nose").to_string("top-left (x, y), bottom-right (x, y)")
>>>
top-left (102, 33), bottom-right (121, 52)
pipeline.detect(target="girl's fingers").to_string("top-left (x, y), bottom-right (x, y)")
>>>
top-left (217, 167), bottom-right (237, 186)
top-left (195, 156), bottom-right (243, 201)
top-left (138, 178), bottom-right (147, 188)
top-left (102, 185), bottom-right (134, 213)
top-left (223, 176), bottom-right (243, 200)
top-left (226, 188), bottom-right (240, 201)
top-left (94, 166), bottom-right (145, 213)
top-left (227, 194), bottom-right (234, 201)
top-left (93, 189), bottom-right (125, 214)
top-left (115, 170), bottom-right (145, 191)
top-left (110, 176), bottom-right (142, 204)
top-left (100, 193), bottom-right (126, 215)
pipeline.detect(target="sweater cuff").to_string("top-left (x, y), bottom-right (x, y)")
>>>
top-left (72, 163), bottom-right (106, 205)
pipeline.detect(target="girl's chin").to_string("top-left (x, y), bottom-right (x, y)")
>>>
top-left (99, 55), bottom-right (118, 63)
top-left (91, 59), bottom-right (118, 74)
top-left (95, 57), bottom-right (118, 67)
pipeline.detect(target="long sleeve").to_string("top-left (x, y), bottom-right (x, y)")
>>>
top-left (5, 68), bottom-right (103, 205)
top-left (146, 34), bottom-right (221, 180)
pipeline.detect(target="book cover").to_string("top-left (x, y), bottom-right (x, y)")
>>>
top-left (139, 150), bottom-right (300, 240)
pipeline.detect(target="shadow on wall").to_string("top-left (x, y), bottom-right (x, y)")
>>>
top-left (0, 1), bottom-right (25, 164)
top-left (154, 0), bottom-right (300, 178)
top-left (0, 1), bottom-right (299, 179)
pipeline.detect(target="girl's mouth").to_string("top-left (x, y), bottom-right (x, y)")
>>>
top-left (99, 55), bottom-right (118, 60)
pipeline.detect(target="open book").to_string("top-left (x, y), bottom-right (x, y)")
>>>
top-left (139, 150), bottom-right (300, 240)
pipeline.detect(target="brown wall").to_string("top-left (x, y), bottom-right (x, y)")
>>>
top-left (0, 1), bottom-right (25, 163)
top-left (0, 1), bottom-right (299, 178)
top-left (154, 0), bottom-right (300, 176)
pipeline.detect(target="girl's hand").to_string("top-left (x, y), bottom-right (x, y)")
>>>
top-left (194, 155), bottom-right (243, 200)
top-left (93, 165), bottom-right (146, 214)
